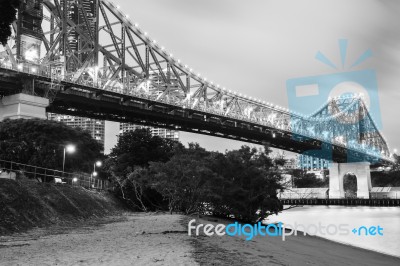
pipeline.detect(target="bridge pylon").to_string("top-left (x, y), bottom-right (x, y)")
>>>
top-left (329, 162), bottom-right (372, 199)
top-left (0, 93), bottom-right (49, 121)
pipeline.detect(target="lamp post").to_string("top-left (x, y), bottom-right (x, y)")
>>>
top-left (63, 144), bottom-right (76, 173)
top-left (90, 161), bottom-right (102, 188)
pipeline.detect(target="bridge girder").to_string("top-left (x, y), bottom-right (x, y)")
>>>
top-left (0, 0), bottom-right (393, 164)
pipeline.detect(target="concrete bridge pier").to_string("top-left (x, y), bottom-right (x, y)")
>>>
top-left (329, 162), bottom-right (372, 199)
top-left (0, 93), bottom-right (49, 121)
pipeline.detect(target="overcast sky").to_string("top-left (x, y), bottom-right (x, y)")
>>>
top-left (105, 0), bottom-right (400, 155)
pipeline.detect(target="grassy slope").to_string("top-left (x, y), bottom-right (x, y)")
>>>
top-left (0, 179), bottom-right (125, 235)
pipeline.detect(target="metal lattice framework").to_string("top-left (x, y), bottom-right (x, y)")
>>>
top-left (0, 0), bottom-right (393, 164)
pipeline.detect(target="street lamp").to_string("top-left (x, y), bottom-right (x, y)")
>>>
top-left (63, 144), bottom-right (76, 172)
top-left (90, 161), bottom-right (102, 188)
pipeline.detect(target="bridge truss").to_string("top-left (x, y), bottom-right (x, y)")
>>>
top-left (0, 0), bottom-right (393, 164)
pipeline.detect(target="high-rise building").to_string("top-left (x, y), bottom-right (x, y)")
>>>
top-left (48, 114), bottom-right (105, 152)
top-left (119, 123), bottom-right (180, 141)
top-left (298, 154), bottom-right (329, 170)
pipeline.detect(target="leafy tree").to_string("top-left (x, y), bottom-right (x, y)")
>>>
top-left (106, 128), bottom-right (184, 177)
top-left (290, 169), bottom-right (328, 188)
top-left (106, 133), bottom-right (283, 222)
top-left (205, 145), bottom-right (283, 223)
top-left (105, 128), bottom-right (184, 211)
top-left (114, 167), bottom-right (166, 212)
top-left (0, 119), bottom-right (102, 173)
top-left (149, 153), bottom-right (216, 214)
top-left (371, 155), bottom-right (400, 187)
top-left (0, 0), bottom-right (20, 46)
top-left (343, 173), bottom-right (357, 198)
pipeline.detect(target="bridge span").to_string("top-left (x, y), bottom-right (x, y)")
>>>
top-left (0, 0), bottom-right (396, 198)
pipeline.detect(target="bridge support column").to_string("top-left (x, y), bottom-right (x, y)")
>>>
top-left (0, 93), bottom-right (49, 121)
top-left (329, 162), bottom-right (372, 199)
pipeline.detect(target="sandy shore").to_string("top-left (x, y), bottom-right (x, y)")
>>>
top-left (1, 213), bottom-right (399, 266)
top-left (0, 213), bottom-right (195, 266)
top-left (190, 216), bottom-right (400, 266)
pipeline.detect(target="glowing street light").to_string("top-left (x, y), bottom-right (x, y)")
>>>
top-left (90, 161), bottom-right (102, 188)
top-left (62, 144), bottom-right (76, 172)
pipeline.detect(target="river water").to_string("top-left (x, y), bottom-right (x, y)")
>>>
top-left (266, 206), bottom-right (400, 257)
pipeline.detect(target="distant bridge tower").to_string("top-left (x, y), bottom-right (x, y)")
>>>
top-left (16, 0), bottom-right (44, 62)
top-left (0, 0), bottom-right (48, 122)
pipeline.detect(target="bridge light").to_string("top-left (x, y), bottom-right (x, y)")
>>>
top-left (117, 5), bottom-right (120, 9)
top-left (31, 67), bottom-right (37, 73)
top-left (144, 32), bottom-right (148, 36)
top-left (25, 48), bottom-right (39, 62)
top-left (134, 23), bottom-right (139, 27)
top-left (126, 14), bottom-right (129, 18)
top-left (17, 64), bottom-right (23, 70)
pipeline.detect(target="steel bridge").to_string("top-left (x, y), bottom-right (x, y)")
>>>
top-left (0, 0), bottom-right (394, 164)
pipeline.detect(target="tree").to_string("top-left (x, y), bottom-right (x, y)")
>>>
top-left (114, 167), bottom-right (166, 212)
top-left (106, 128), bottom-right (184, 177)
top-left (105, 128), bottom-right (184, 211)
top-left (290, 169), bottom-right (328, 188)
top-left (206, 145), bottom-right (283, 223)
top-left (0, 119), bottom-right (102, 173)
top-left (149, 153), bottom-right (216, 214)
top-left (0, 0), bottom-right (20, 46)
top-left (343, 173), bottom-right (357, 198)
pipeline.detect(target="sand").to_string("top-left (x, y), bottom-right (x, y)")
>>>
top-left (0, 213), bottom-right (195, 266)
top-left (1, 213), bottom-right (399, 266)
top-left (190, 216), bottom-right (400, 266)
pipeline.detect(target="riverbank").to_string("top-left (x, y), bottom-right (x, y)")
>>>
top-left (0, 213), bottom-right (195, 265)
top-left (1, 213), bottom-right (399, 265)
top-left (191, 216), bottom-right (400, 265)
top-left (0, 179), bottom-right (125, 235)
